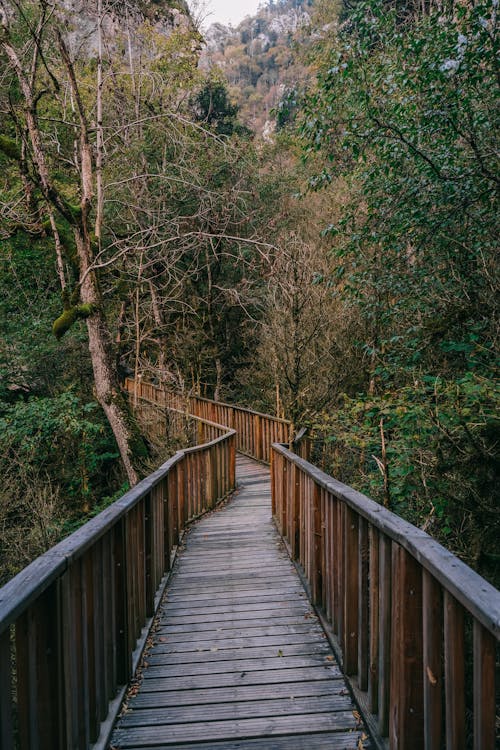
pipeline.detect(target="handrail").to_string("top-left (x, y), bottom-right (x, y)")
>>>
top-left (271, 443), bottom-right (500, 750)
top-left (0, 409), bottom-right (235, 750)
top-left (125, 377), bottom-right (293, 463)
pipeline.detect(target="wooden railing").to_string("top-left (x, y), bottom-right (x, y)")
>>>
top-left (4, 377), bottom-right (498, 750)
top-left (125, 377), bottom-right (292, 463)
top-left (0, 414), bottom-right (235, 750)
top-left (271, 444), bottom-right (500, 750)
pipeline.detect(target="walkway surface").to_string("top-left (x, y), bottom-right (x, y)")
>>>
top-left (110, 456), bottom-right (371, 749)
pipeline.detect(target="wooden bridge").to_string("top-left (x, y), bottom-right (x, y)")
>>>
top-left (1, 379), bottom-right (499, 750)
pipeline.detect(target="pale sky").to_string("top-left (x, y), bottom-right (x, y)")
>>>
top-left (190, 0), bottom-right (263, 29)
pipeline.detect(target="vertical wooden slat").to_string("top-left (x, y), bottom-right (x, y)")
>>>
top-left (15, 608), bottom-right (33, 750)
top-left (389, 544), bottom-right (423, 750)
top-left (422, 570), bottom-right (442, 750)
top-left (102, 533), bottom-right (114, 705)
top-left (358, 517), bottom-right (369, 691)
top-left (82, 548), bottom-right (99, 742)
top-left (473, 621), bottom-right (496, 750)
top-left (368, 526), bottom-right (379, 713)
top-left (114, 519), bottom-right (130, 685)
top-left (333, 497), bottom-right (343, 638)
top-left (311, 482), bottom-right (322, 605)
top-left (93, 542), bottom-right (106, 725)
top-left (145, 492), bottom-right (155, 617)
top-left (343, 506), bottom-right (359, 675)
top-left (444, 591), bottom-right (466, 750)
top-left (378, 534), bottom-right (392, 737)
top-left (0, 628), bottom-right (14, 750)
top-left (16, 583), bottom-right (64, 750)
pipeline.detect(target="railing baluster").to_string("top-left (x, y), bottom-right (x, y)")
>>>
top-left (358, 517), bottom-right (369, 691)
top-left (422, 569), bottom-right (442, 750)
top-left (473, 620), bottom-right (496, 750)
top-left (444, 592), bottom-right (466, 750)
top-left (378, 534), bottom-right (392, 736)
top-left (0, 628), bottom-right (14, 750)
top-left (343, 506), bottom-right (359, 675)
top-left (368, 525), bottom-right (379, 714)
top-left (390, 544), bottom-right (423, 749)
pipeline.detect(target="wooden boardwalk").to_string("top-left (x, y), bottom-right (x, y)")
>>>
top-left (110, 456), bottom-right (370, 750)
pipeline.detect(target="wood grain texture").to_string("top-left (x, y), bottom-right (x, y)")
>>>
top-left (110, 455), bottom-right (369, 749)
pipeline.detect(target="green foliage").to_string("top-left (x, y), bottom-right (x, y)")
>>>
top-left (313, 374), bottom-right (499, 570)
top-left (297, 0), bottom-right (499, 580)
top-left (0, 392), bottom-right (119, 510)
top-left (192, 79), bottom-right (244, 136)
top-left (0, 134), bottom-right (21, 160)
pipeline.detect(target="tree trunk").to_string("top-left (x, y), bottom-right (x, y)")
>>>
top-left (76, 232), bottom-right (141, 485)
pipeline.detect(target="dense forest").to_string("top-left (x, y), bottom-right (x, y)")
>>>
top-left (0, 0), bottom-right (498, 589)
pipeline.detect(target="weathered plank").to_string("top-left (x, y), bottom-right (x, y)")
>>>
top-left (110, 455), bottom-right (368, 749)
top-left (130, 679), bottom-right (352, 709)
top-left (118, 695), bottom-right (353, 726)
top-left (112, 712), bottom-right (359, 746)
top-left (117, 734), bottom-right (371, 750)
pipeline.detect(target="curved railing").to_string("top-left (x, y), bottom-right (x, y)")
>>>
top-left (128, 379), bottom-right (500, 750)
top-left (125, 377), bottom-right (292, 463)
top-left (271, 445), bottom-right (500, 750)
top-left (0, 410), bottom-right (235, 750)
top-left (2, 377), bottom-right (498, 750)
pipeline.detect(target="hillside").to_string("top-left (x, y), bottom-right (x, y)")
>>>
top-left (201, 0), bottom-right (313, 135)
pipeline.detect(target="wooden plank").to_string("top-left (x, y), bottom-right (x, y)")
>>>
top-left (118, 732), bottom-right (371, 750)
top-left (148, 642), bottom-right (329, 664)
top-left (160, 607), bottom-right (311, 626)
top-left (143, 654), bottom-right (335, 678)
top-left (112, 711), bottom-right (358, 746)
top-left (119, 694), bottom-right (353, 727)
top-left (152, 632), bottom-right (326, 654)
top-left (154, 624), bottom-right (324, 644)
top-left (130, 679), bottom-right (351, 709)
top-left (139, 666), bottom-right (342, 692)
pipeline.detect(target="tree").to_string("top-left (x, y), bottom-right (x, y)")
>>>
top-left (296, 0), bottom-right (499, 571)
top-left (0, 0), bottom-right (205, 483)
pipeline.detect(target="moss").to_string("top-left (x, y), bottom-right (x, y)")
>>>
top-left (69, 204), bottom-right (82, 220)
top-left (0, 135), bottom-right (21, 161)
top-left (52, 303), bottom-right (96, 339)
